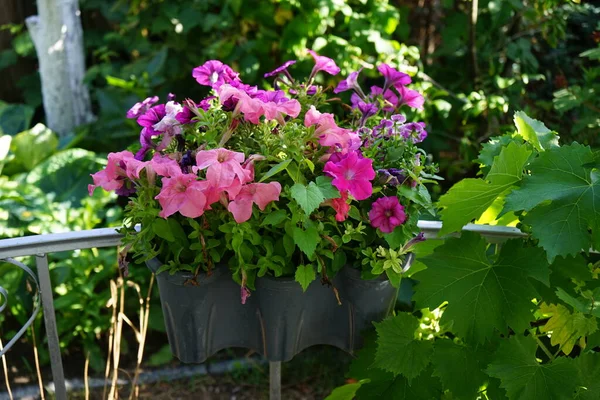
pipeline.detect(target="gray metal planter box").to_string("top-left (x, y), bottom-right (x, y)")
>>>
top-left (147, 254), bottom-right (414, 363)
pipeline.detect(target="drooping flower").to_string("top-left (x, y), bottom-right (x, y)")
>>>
top-left (194, 148), bottom-right (247, 187)
top-left (369, 196), bottom-right (407, 233)
top-left (155, 173), bottom-right (208, 218)
top-left (330, 191), bottom-right (350, 222)
top-left (307, 49), bottom-right (340, 78)
top-left (304, 106), bottom-right (361, 153)
top-left (323, 151), bottom-right (375, 200)
top-left (89, 151), bottom-right (136, 195)
top-left (127, 96), bottom-right (159, 119)
top-left (192, 60), bottom-right (240, 88)
top-left (264, 60), bottom-right (296, 78)
top-left (396, 85), bottom-right (425, 110)
top-left (333, 69), bottom-right (363, 94)
top-left (228, 182), bottom-right (282, 223)
top-left (377, 64), bottom-right (411, 89)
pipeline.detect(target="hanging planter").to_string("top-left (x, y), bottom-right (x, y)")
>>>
top-left (147, 253), bottom-right (414, 363)
top-left (89, 53), bottom-right (439, 365)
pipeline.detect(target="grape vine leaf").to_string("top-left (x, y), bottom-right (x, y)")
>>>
top-left (573, 352), bottom-right (600, 400)
top-left (438, 141), bottom-right (531, 235)
top-left (539, 303), bottom-right (598, 355)
top-left (556, 287), bottom-right (600, 318)
top-left (504, 143), bottom-right (600, 261)
top-left (292, 225), bottom-right (320, 257)
top-left (315, 176), bottom-right (340, 199)
top-left (487, 335), bottom-right (579, 400)
top-left (324, 381), bottom-right (364, 400)
top-left (513, 111), bottom-right (560, 151)
top-left (372, 313), bottom-right (433, 381)
top-left (294, 264), bottom-right (316, 291)
top-left (413, 232), bottom-right (549, 344)
top-left (347, 333), bottom-right (441, 400)
top-left (290, 181), bottom-right (325, 215)
top-left (431, 339), bottom-right (487, 399)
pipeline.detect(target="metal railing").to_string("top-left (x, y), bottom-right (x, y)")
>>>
top-left (0, 221), bottom-right (529, 400)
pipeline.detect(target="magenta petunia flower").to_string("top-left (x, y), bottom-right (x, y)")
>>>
top-left (155, 173), bottom-right (208, 219)
top-left (228, 182), bottom-right (282, 223)
top-left (333, 68), bottom-right (363, 94)
top-left (370, 86), bottom-right (399, 112)
top-left (127, 96), bottom-right (159, 119)
top-left (323, 151), bottom-right (375, 200)
top-left (377, 64), bottom-right (411, 89)
top-left (192, 60), bottom-right (240, 88)
top-left (264, 60), bottom-right (297, 78)
top-left (137, 104), bottom-right (166, 135)
top-left (396, 85), bottom-right (425, 110)
top-left (307, 49), bottom-right (340, 77)
top-left (369, 196), bottom-right (407, 233)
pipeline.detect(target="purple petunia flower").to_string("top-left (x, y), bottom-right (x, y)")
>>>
top-left (397, 85), bottom-right (425, 110)
top-left (377, 63), bottom-right (411, 89)
top-left (126, 96), bottom-right (159, 119)
top-left (334, 68), bottom-right (363, 94)
top-left (264, 60), bottom-right (297, 78)
top-left (137, 104), bottom-right (166, 136)
top-left (391, 114), bottom-right (407, 124)
top-left (370, 86), bottom-right (399, 112)
top-left (399, 122), bottom-right (428, 143)
top-left (377, 168), bottom-right (407, 186)
top-left (167, 93), bottom-right (176, 101)
top-left (192, 60), bottom-right (240, 89)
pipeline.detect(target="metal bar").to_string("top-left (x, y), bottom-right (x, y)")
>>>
top-left (0, 227), bottom-right (123, 258)
top-left (36, 254), bottom-right (67, 400)
top-left (269, 361), bottom-right (281, 400)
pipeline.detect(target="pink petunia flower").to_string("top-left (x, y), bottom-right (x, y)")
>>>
top-left (369, 196), bottom-right (407, 233)
top-left (89, 151), bottom-right (136, 196)
top-left (377, 64), bottom-right (411, 89)
top-left (305, 106), bottom-right (360, 153)
top-left (150, 154), bottom-right (182, 178)
top-left (155, 173), bottom-right (208, 218)
top-left (323, 151), bottom-right (375, 200)
top-left (228, 182), bottom-right (282, 223)
top-left (330, 191), bottom-right (350, 222)
top-left (192, 60), bottom-right (240, 89)
top-left (308, 49), bottom-right (340, 77)
top-left (396, 85), bottom-right (425, 110)
top-left (194, 148), bottom-right (247, 188)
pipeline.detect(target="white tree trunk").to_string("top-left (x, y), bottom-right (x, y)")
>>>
top-left (26, 0), bottom-right (94, 137)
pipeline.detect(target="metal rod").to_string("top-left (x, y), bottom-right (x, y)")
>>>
top-left (269, 361), bottom-right (281, 400)
top-left (36, 254), bottom-right (67, 400)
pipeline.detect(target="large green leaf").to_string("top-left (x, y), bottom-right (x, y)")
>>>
top-left (290, 181), bottom-right (325, 215)
top-left (0, 103), bottom-right (34, 135)
top-left (413, 232), bottom-right (549, 344)
top-left (574, 352), bottom-right (600, 400)
top-left (431, 339), bottom-right (487, 399)
top-left (26, 148), bottom-right (105, 206)
top-left (438, 141), bottom-right (531, 234)
top-left (504, 143), bottom-right (600, 261)
top-left (486, 335), bottom-right (578, 400)
top-left (372, 313), bottom-right (433, 381)
top-left (8, 123), bottom-right (59, 172)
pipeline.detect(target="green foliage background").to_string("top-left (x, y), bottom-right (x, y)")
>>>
top-left (0, 0), bottom-right (599, 381)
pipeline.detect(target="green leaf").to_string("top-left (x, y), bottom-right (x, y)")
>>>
top-left (504, 143), bottom-right (600, 261)
top-left (414, 233), bottom-right (549, 344)
top-left (373, 313), bottom-right (433, 381)
top-left (292, 225), bottom-right (320, 257)
top-left (324, 382), bottom-right (364, 400)
top-left (539, 303), bottom-right (597, 355)
top-left (259, 159), bottom-right (292, 182)
top-left (290, 182), bottom-right (325, 215)
top-left (555, 287), bottom-right (600, 318)
top-left (513, 111), bottom-right (559, 151)
top-left (152, 219), bottom-right (175, 242)
top-left (9, 123), bottom-right (58, 171)
top-left (431, 339), bottom-right (487, 399)
top-left (574, 352), bottom-right (600, 400)
top-left (295, 264), bottom-right (316, 291)
top-left (438, 142), bottom-right (531, 234)
top-left (261, 209), bottom-right (288, 226)
top-left (486, 335), bottom-right (578, 400)
top-left (315, 176), bottom-right (340, 199)
top-left (147, 344), bottom-right (173, 366)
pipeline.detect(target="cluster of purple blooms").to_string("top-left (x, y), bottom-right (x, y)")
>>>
top-left (372, 116), bottom-right (428, 144)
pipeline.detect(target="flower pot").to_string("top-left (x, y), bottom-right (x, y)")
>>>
top-left (146, 253), bottom-right (414, 363)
